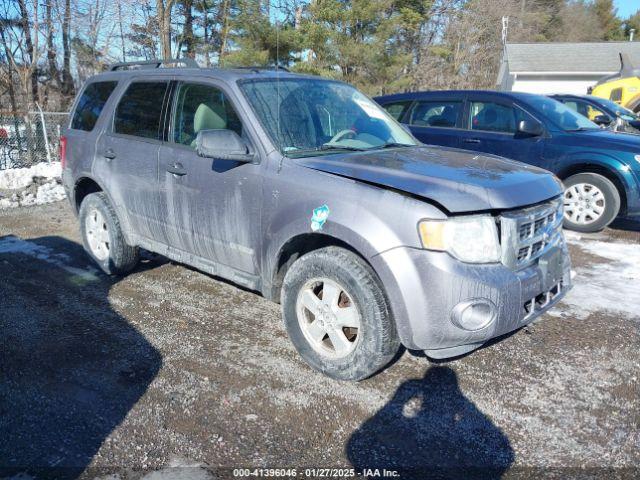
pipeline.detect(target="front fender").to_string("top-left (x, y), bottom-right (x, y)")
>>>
top-left (260, 165), bottom-right (445, 300)
top-left (557, 153), bottom-right (640, 214)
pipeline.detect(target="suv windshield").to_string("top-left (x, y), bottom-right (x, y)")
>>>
top-left (240, 78), bottom-right (417, 157)
top-left (528, 95), bottom-right (600, 131)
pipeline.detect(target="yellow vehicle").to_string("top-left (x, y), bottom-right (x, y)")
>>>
top-left (589, 53), bottom-right (640, 110)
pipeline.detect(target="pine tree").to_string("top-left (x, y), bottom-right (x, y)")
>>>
top-left (592, 0), bottom-right (624, 40)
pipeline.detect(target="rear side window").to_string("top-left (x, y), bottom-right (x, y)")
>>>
top-left (114, 82), bottom-right (169, 139)
top-left (381, 101), bottom-right (412, 120)
top-left (71, 81), bottom-right (117, 131)
top-left (410, 101), bottom-right (461, 128)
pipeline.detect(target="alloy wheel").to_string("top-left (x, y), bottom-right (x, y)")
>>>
top-left (564, 183), bottom-right (606, 226)
top-left (295, 277), bottom-right (361, 358)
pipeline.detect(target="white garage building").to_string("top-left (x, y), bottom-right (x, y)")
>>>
top-left (497, 42), bottom-right (640, 95)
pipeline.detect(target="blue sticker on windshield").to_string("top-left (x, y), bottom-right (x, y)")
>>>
top-left (311, 204), bottom-right (330, 231)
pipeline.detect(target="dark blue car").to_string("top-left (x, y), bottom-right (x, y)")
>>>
top-left (549, 94), bottom-right (640, 134)
top-left (375, 90), bottom-right (640, 232)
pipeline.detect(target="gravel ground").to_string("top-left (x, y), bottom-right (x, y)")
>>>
top-left (0, 202), bottom-right (638, 480)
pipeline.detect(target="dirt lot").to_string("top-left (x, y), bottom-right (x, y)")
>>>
top-left (0, 201), bottom-right (638, 480)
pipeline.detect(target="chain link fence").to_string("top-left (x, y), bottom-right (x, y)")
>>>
top-left (0, 111), bottom-right (69, 170)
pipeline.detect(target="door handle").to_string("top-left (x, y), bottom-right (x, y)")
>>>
top-left (166, 162), bottom-right (187, 176)
top-left (103, 148), bottom-right (116, 160)
top-left (462, 138), bottom-right (481, 144)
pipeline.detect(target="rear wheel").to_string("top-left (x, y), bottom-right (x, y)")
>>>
top-left (79, 192), bottom-right (139, 275)
top-left (282, 246), bottom-right (400, 381)
top-left (562, 173), bottom-right (620, 233)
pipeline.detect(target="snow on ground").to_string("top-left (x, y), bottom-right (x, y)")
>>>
top-left (0, 162), bottom-right (66, 209)
top-left (560, 230), bottom-right (640, 321)
top-left (0, 162), bottom-right (61, 190)
top-left (0, 235), bottom-right (98, 284)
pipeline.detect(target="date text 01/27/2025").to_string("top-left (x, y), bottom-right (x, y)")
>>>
top-left (232, 467), bottom-right (400, 478)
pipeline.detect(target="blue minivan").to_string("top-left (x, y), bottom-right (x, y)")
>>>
top-left (375, 90), bottom-right (640, 232)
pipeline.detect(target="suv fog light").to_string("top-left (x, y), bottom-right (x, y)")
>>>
top-left (451, 299), bottom-right (497, 331)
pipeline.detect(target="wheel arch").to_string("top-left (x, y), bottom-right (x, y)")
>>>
top-left (265, 231), bottom-right (378, 304)
top-left (73, 176), bottom-right (104, 213)
top-left (556, 162), bottom-right (628, 215)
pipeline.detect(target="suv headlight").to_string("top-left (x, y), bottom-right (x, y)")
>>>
top-left (418, 215), bottom-right (501, 263)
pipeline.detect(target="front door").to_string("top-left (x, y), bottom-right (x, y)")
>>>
top-left (458, 97), bottom-right (545, 167)
top-left (95, 79), bottom-right (171, 242)
top-left (158, 80), bottom-right (262, 275)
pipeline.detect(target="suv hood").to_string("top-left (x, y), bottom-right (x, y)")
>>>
top-left (566, 128), bottom-right (640, 151)
top-left (296, 145), bottom-right (562, 213)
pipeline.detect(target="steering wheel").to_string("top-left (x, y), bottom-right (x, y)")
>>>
top-left (328, 129), bottom-right (356, 144)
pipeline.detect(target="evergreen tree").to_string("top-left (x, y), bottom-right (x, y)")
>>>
top-left (592, 0), bottom-right (624, 40)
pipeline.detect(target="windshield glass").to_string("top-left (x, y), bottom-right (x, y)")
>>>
top-left (239, 78), bottom-right (417, 157)
top-left (588, 96), bottom-right (639, 121)
top-left (529, 95), bottom-right (600, 131)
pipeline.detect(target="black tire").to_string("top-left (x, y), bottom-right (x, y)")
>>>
top-left (79, 192), bottom-right (139, 275)
top-left (281, 246), bottom-right (400, 381)
top-left (563, 173), bottom-right (621, 233)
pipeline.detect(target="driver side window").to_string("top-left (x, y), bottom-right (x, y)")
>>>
top-left (173, 83), bottom-right (242, 148)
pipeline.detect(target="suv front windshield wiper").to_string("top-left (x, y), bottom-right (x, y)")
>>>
top-left (284, 144), bottom-right (368, 158)
top-left (319, 143), bottom-right (368, 152)
top-left (370, 142), bottom-right (416, 150)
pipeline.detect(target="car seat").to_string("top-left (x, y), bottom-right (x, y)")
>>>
top-left (190, 102), bottom-right (228, 147)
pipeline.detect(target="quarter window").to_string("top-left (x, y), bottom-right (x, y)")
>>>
top-left (469, 102), bottom-right (518, 133)
top-left (172, 83), bottom-right (242, 147)
top-left (381, 101), bottom-right (412, 121)
top-left (409, 101), bottom-right (461, 128)
top-left (71, 81), bottom-right (117, 131)
top-left (114, 82), bottom-right (169, 139)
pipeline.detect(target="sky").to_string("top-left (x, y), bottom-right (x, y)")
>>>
top-left (614, 0), bottom-right (640, 18)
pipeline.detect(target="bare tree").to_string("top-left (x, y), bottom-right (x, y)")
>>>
top-left (17, 0), bottom-right (39, 104)
top-left (156, 0), bottom-right (176, 59)
top-left (61, 0), bottom-right (73, 95)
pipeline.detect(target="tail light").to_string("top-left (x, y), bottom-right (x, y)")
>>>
top-left (0, 128), bottom-right (7, 139)
top-left (59, 135), bottom-right (67, 168)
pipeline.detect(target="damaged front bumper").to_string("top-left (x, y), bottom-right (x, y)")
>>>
top-left (371, 242), bottom-right (572, 358)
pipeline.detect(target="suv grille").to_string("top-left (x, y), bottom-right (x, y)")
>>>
top-left (500, 198), bottom-right (564, 269)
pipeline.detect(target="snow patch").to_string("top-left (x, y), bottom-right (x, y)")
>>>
top-left (562, 236), bottom-right (640, 320)
top-left (0, 235), bottom-right (99, 284)
top-left (0, 162), bottom-right (66, 209)
top-left (0, 162), bottom-right (61, 189)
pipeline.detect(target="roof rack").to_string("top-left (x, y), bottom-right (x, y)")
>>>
top-left (108, 58), bottom-right (199, 71)
top-left (234, 65), bottom-right (290, 73)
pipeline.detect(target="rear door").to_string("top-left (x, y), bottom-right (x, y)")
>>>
top-left (157, 79), bottom-right (262, 275)
top-left (404, 97), bottom-right (464, 148)
top-left (95, 78), bottom-right (171, 242)
top-left (457, 95), bottom-right (545, 166)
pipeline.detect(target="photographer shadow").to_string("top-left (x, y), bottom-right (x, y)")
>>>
top-left (0, 235), bottom-right (162, 479)
top-left (346, 366), bottom-right (514, 479)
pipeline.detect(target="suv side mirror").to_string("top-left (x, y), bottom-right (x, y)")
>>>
top-left (196, 129), bottom-right (255, 162)
top-left (593, 114), bottom-right (613, 126)
top-left (517, 119), bottom-right (544, 137)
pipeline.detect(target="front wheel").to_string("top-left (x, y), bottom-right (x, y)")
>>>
top-left (563, 173), bottom-right (620, 233)
top-left (281, 247), bottom-right (400, 381)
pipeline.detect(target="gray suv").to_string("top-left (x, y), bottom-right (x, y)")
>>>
top-left (61, 60), bottom-right (572, 381)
